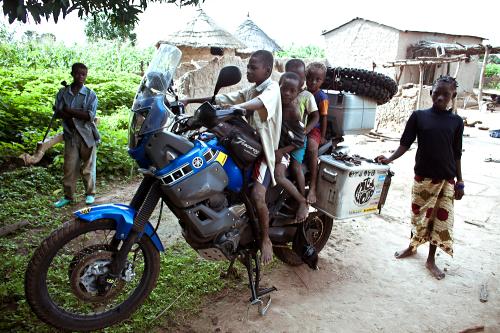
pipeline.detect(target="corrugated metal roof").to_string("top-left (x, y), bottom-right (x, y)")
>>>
top-left (234, 18), bottom-right (282, 53)
top-left (322, 17), bottom-right (485, 41)
top-left (165, 8), bottom-right (245, 49)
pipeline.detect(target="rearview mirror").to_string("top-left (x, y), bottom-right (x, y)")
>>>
top-left (212, 66), bottom-right (242, 101)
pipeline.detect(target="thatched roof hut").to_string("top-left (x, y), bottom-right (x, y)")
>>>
top-left (161, 8), bottom-right (245, 63)
top-left (234, 17), bottom-right (282, 57)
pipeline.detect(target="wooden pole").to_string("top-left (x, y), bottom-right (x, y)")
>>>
top-left (477, 46), bottom-right (491, 111)
top-left (417, 64), bottom-right (424, 110)
top-left (396, 66), bottom-right (404, 84)
top-left (453, 60), bottom-right (461, 78)
top-left (451, 61), bottom-right (461, 114)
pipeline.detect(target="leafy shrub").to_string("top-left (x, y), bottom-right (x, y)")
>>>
top-left (0, 66), bottom-right (141, 175)
top-left (0, 38), bottom-right (154, 73)
top-left (94, 106), bottom-right (134, 176)
top-left (485, 64), bottom-right (500, 77)
top-left (89, 74), bottom-right (141, 115)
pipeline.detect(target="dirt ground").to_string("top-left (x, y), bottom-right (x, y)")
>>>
top-left (95, 109), bottom-right (500, 333)
top-left (172, 109), bottom-right (500, 333)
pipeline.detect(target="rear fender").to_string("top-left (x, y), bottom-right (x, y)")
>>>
top-left (74, 203), bottom-right (165, 252)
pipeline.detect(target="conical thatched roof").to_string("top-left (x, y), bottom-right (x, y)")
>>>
top-left (166, 9), bottom-right (245, 49)
top-left (234, 18), bottom-right (282, 54)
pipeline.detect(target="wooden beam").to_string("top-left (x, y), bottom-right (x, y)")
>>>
top-left (383, 55), bottom-right (467, 68)
top-left (409, 41), bottom-right (500, 56)
top-left (477, 46), bottom-right (491, 109)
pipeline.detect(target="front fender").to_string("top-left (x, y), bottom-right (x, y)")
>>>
top-left (74, 203), bottom-right (165, 252)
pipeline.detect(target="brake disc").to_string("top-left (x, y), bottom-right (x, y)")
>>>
top-left (70, 250), bottom-right (125, 303)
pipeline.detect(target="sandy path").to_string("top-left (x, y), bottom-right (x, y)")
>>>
top-left (174, 111), bottom-right (500, 333)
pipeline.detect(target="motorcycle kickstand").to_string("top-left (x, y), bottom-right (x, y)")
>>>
top-left (243, 253), bottom-right (276, 316)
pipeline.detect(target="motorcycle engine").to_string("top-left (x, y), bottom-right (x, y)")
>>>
top-left (190, 202), bottom-right (248, 261)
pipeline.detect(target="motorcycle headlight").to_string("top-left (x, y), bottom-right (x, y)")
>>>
top-left (128, 109), bottom-right (149, 149)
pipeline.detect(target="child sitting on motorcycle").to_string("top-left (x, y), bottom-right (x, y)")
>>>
top-left (284, 59), bottom-right (319, 203)
top-left (181, 50), bottom-right (281, 265)
top-left (305, 62), bottom-right (329, 204)
top-left (275, 72), bottom-right (309, 222)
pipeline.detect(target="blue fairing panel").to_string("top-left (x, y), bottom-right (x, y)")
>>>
top-left (74, 203), bottom-right (165, 252)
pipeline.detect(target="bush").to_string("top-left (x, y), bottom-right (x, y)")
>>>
top-left (95, 106), bottom-right (134, 176)
top-left (485, 64), bottom-right (500, 77)
top-left (276, 45), bottom-right (326, 59)
top-left (0, 66), bottom-right (141, 175)
top-left (89, 73), bottom-right (141, 115)
top-left (0, 38), bottom-right (154, 73)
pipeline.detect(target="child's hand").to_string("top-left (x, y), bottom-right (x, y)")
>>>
top-left (320, 137), bottom-right (327, 145)
top-left (375, 155), bottom-right (390, 164)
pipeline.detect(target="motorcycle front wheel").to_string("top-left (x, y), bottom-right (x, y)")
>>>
top-left (25, 218), bottom-right (160, 332)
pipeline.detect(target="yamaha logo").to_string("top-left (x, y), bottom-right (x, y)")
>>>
top-left (192, 157), bottom-right (203, 168)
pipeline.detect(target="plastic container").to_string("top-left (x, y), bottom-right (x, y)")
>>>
top-left (326, 92), bottom-right (377, 135)
top-left (313, 155), bottom-right (391, 220)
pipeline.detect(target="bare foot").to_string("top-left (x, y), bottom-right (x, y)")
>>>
top-left (425, 261), bottom-right (445, 280)
top-left (307, 188), bottom-right (317, 204)
top-left (394, 247), bottom-right (416, 259)
top-left (261, 237), bottom-right (273, 265)
top-left (296, 202), bottom-right (309, 222)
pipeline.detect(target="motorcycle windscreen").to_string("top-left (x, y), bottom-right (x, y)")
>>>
top-left (133, 44), bottom-right (182, 104)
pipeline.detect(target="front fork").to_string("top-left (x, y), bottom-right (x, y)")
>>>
top-left (109, 176), bottom-right (160, 277)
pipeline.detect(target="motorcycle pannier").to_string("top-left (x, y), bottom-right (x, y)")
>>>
top-left (212, 117), bottom-right (262, 168)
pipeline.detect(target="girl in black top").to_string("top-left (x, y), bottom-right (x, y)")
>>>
top-left (376, 76), bottom-right (464, 280)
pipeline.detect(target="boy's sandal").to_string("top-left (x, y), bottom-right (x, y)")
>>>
top-left (54, 197), bottom-right (72, 208)
top-left (85, 195), bottom-right (95, 205)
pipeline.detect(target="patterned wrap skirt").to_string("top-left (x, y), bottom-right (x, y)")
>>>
top-left (409, 175), bottom-right (455, 256)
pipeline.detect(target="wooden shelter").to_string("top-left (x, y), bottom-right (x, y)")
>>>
top-left (384, 43), bottom-right (500, 110)
top-left (233, 16), bottom-right (282, 58)
top-left (160, 8), bottom-right (245, 63)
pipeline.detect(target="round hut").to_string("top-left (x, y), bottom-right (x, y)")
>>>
top-left (162, 8), bottom-right (245, 64)
top-left (233, 16), bottom-right (282, 58)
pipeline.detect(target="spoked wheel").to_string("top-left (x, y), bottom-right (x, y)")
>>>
top-left (25, 219), bottom-right (160, 332)
top-left (273, 212), bottom-right (333, 266)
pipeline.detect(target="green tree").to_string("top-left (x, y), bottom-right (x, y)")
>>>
top-left (85, 13), bottom-right (136, 45)
top-left (0, 21), bottom-right (13, 42)
top-left (2, 0), bottom-right (203, 28)
top-left (276, 45), bottom-right (326, 59)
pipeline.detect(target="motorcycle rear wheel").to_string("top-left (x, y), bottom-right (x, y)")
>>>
top-left (273, 212), bottom-right (333, 266)
top-left (25, 218), bottom-right (160, 332)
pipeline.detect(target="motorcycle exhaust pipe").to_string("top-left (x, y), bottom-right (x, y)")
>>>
top-left (269, 226), bottom-right (296, 244)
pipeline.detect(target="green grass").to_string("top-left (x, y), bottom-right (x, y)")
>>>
top-left (0, 167), bottom-right (230, 332)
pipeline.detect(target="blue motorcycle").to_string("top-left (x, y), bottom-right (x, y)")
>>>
top-left (25, 44), bottom-right (333, 331)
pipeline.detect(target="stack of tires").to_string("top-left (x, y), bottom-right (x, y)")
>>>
top-left (321, 67), bottom-right (398, 105)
